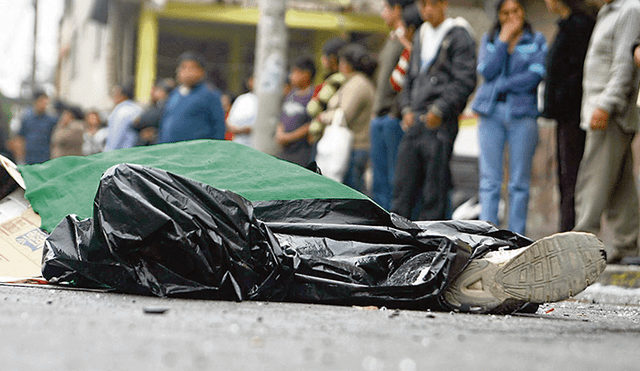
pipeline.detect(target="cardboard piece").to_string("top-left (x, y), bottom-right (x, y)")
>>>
top-left (0, 156), bottom-right (46, 282)
top-left (0, 154), bottom-right (25, 190)
top-left (0, 189), bottom-right (46, 281)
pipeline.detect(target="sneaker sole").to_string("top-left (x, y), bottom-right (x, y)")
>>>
top-left (443, 232), bottom-right (606, 313)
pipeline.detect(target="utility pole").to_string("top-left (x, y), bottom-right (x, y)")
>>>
top-left (252, 0), bottom-right (288, 155)
top-left (31, 0), bottom-right (38, 93)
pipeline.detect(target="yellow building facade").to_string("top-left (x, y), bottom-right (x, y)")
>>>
top-left (135, 2), bottom-right (388, 102)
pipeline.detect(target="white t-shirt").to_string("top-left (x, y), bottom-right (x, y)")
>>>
top-left (420, 17), bottom-right (473, 72)
top-left (227, 93), bottom-right (258, 147)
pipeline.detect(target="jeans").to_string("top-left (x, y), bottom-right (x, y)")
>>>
top-left (370, 115), bottom-right (404, 210)
top-left (343, 149), bottom-right (370, 194)
top-left (478, 102), bottom-right (538, 235)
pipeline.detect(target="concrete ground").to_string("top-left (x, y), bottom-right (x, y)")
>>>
top-left (1, 282), bottom-right (639, 371)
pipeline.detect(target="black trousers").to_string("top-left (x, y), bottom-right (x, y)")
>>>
top-left (556, 117), bottom-right (586, 232)
top-left (391, 124), bottom-right (455, 221)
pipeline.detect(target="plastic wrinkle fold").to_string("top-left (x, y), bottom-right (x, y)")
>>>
top-left (42, 163), bottom-right (533, 310)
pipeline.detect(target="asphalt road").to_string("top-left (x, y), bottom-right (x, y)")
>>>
top-left (1, 283), bottom-right (639, 371)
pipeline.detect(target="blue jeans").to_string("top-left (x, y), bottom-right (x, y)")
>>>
top-left (478, 102), bottom-right (538, 235)
top-left (344, 149), bottom-right (370, 194)
top-left (369, 115), bottom-right (404, 210)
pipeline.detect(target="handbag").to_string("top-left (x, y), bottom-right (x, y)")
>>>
top-left (315, 109), bottom-right (353, 183)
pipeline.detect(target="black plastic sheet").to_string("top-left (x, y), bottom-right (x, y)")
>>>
top-left (42, 164), bottom-right (533, 310)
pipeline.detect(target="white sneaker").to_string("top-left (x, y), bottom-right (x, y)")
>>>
top-left (442, 232), bottom-right (607, 314)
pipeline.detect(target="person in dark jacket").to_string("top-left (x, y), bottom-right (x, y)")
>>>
top-left (471, 0), bottom-right (547, 235)
top-left (132, 78), bottom-right (175, 146)
top-left (159, 51), bottom-right (226, 144)
top-left (543, 0), bottom-right (596, 232)
top-left (391, 0), bottom-right (477, 221)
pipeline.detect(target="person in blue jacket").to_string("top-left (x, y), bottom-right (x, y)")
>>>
top-left (471, 0), bottom-right (547, 235)
top-left (15, 91), bottom-right (57, 164)
top-left (158, 51), bottom-right (225, 144)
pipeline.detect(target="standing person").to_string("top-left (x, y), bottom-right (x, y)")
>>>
top-left (276, 57), bottom-right (316, 166)
top-left (389, 4), bottom-right (425, 92)
top-left (83, 109), bottom-right (107, 156)
top-left (13, 91), bottom-right (57, 164)
top-left (315, 44), bottom-right (377, 192)
top-left (369, 0), bottom-right (414, 211)
top-left (226, 76), bottom-right (258, 147)
top-left (391, 0), bottom-right (477, 221)
top-left (573, 0), bottom-right (640, 264)
top-left (221, 91), bottom-right (236, 141)
top-left (543, 0), bottom-right (596, 232)
top-left (471, 0), bottom-right (547, 235)
top-left (132, 78), bottom-right (174, 146)
top-left (158, 51), bottom-right (226, 144)
top-left (307, 37), bottom-right (348, 143)
top-left (104, 84), bottom-right (143, 151)
top-left (50, 106), bottom-right (85, 159)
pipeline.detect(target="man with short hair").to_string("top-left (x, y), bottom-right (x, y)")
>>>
top-left (158, 51), bottom-right (226, 144)
top-left (104, 84), bottom-right (143, 151)
top-left (15, 91), bottom-right (57, 164)
top-left (574, 0), bottom-right (640, 264)
top-left (276, 57), bottom-right (316, 166)
top-left (370, 0), bottom-right (414, 211)
top-left (391, 0), bottom-right (477, 220)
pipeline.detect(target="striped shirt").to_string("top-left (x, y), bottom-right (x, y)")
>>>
top-left (390, 48), bottom-right (411, 92)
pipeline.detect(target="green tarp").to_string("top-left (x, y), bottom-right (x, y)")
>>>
top-left (19, 140), bottom-right (369, 232)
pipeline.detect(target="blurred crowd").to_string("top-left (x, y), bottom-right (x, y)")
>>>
top-left (8, 0), bottom-right (640, 264)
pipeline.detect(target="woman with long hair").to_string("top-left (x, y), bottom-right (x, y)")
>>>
top-left (471, 0), bottom-right (547, 235)
top-left (82, 109), bottom-right (107, 155)
top-left (542, 0), bottom-right (596, 232)
top-left (316, 43), bottom-right (377, 191)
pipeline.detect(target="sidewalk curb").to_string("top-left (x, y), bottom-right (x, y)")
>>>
top-left (596, 265), bottom-right (640, 289)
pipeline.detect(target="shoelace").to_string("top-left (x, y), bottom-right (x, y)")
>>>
top-left (483, 247), bottom-right (525, 264)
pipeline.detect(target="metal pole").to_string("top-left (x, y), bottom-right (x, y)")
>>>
top-left (31, 0), bottom-right (38, 92)
top-left (252, 0), bottom-right (288, 155)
